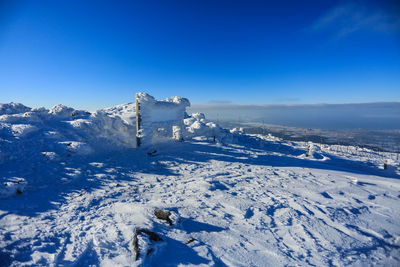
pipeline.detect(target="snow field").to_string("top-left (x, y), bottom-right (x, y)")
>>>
top-left (0, 101), bottom-right (400, 266)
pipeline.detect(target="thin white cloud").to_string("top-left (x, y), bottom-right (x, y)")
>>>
top-left (305, 1), bottom-right (400, 38)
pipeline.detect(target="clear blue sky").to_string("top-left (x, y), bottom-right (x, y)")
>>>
top-left (1, 0), bottom-right (399, 110)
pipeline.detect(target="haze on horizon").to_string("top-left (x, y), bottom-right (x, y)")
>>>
top-left (189, 102), bottom-right (400, 130)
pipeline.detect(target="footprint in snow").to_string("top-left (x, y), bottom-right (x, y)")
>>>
top-left (244, 208), bottom-right (254, 219)
top-left (320, 192), bottom-right (333, 199)
top-left (209, 181), bottom-right (229, 191)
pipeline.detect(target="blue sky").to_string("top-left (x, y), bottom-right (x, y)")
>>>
top-left (0, 0), bottom-right (399, 110)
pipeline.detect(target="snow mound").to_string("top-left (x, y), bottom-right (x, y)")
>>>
top-left (49, 104), bottom-right (76, 117)
top-left (0, 102), bottom-right (138, 161)
top-left (184, 112), bottom-right (232, 143)
top-left (11, 124), bottom-right (38, 137)
top-left (100, 102), bottom-right (136, 124)
top-left (58, 141), bottom-right (93, 155)
top-left (0, 102), bottom-right (31, 115)
top-left (0, 177), bottom-right (27, 198)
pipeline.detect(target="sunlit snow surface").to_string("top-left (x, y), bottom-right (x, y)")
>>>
top-left (0, 103), bottom-right (399, 266)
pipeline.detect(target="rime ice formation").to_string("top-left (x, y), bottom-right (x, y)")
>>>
top-left (135, 93), bottom-right (191, 146)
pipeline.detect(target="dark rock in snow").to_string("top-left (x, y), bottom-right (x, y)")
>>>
top-left (132, 232), bottom-right (139, 260)
top-left (137, 228), bottom-right (163, 242)
top-left (1, 178), bottom-right (27, 198)
top-left (186, 237), bottom-right (195, 244)
top-left (147, 150), bottom-right (157, 156)
top-left (132, 228), bottom-right (163, 260)
top-left (154, 209), bottom-right (173, 225)
top-left (146, 248), bottom-right (154, 256)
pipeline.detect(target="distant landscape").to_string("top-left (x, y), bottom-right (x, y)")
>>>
top-left (189, 102), bottom-right (400, 130)
top-left (190, 102), bottom-right (400, 153)
top-left (225, 121), bottom-right (400, 153)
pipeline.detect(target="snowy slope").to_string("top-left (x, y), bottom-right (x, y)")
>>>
top-left (0, 103), bottom-right (399, 266)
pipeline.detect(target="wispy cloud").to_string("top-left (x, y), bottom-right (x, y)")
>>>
top-left (305, 1), bottom-right (400, 38)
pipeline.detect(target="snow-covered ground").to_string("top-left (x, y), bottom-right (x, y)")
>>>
top-left (1, 102), bottom-right (399, 266)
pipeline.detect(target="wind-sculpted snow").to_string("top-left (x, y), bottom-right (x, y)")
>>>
top-left (0, 103), bottom-right (137, 167)
top-left (99, 102), bottom-right (137, 125)
top-left (0, 102), bottom-right (31, 115)
top-left (0, 102), bottom-right (399, 266)
top-left (0, 101), bottom-right (231, 165)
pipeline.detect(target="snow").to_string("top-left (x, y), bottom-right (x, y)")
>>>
top-left (100, 103), bottom-right (136, 125)
top-left (11, 124), bottom-right (38, 137)
top-left (230, 127), bottom-right (245, 135)
top-left (0, 103), bottom-right (31, 115)
top-left (0, 178), bottom-right (27, 198)
top-left (136, 93), bottom-right (190, 145)
top-left (0, 99), bottom-right (400, 266)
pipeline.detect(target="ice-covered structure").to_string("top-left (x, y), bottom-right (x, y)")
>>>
top-left (135, 93), bottom-right (190, 147)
